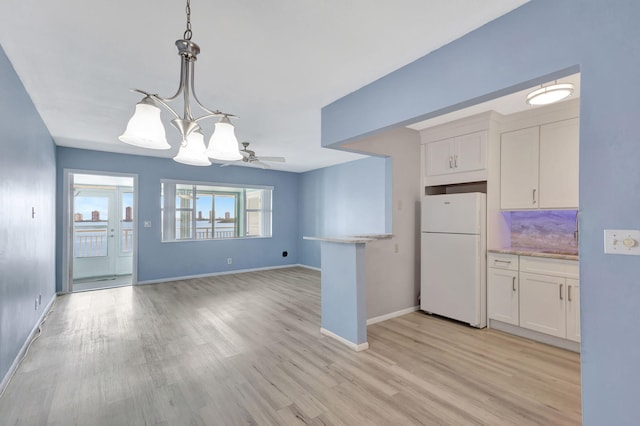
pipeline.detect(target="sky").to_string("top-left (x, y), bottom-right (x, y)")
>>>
top-left (196, 194), bottom-right (236, 219)
top-left (75, 191), bottom-right (235, 222)
top-left (74, 193), bottom-right (133, 221)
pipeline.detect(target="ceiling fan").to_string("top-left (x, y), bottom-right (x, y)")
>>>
top-left (220, 142), bottom-right (286, 168)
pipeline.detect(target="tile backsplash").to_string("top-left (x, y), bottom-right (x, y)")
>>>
top-left (508, 210), bottom-right (578, 252)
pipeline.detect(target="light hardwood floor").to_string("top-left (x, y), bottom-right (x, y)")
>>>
top-left (0, 267), bottom-right (581, 425)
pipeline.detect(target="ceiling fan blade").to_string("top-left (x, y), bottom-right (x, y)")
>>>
top-left (258, 156), bottom-right (286, 163)
top-left (240, 151), bottom-right (251, 158)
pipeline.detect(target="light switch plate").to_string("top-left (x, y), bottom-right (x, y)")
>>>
top-left (604, 229), bottom-right (640, 255)
top-left (143, 221), bottom-right (152, 228)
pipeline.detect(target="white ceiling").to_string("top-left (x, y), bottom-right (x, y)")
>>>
top-left (0, 0), bottom-right (529, 172)
top-left (408, 73), bottom-right (581, 130)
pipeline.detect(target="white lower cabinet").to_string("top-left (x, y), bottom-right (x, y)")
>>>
top-left (487, 254), bottom-right (519, 326)
top-left (565, 278), bottom-right (580, 343)
top-left (519, 272), bottom-right (566, 338)
top-left (487, 253), bottom-right (580, 344)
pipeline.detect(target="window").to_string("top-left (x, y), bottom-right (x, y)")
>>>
top-left (161, 180), bottom-right (272, 241)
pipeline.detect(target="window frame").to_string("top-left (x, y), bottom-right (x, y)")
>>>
top-left (161, 179), bottom-right (273, 242)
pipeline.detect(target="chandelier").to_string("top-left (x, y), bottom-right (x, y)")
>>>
top-left (119, 0), bottom-right (242, 166)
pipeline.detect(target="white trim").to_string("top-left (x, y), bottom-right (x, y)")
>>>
top-left (161, 178), bottom-right (274, 191)
top-left (62, 169), bottom-right (138, 293)
top-left (135, 263), bottom-right (302, 285)
top-left (320, 328), bottom-right (369, 352)
top-left (366, 306), bottom-right (420, 325)
top-left (0, 295), bottom-right (56, 395)
top-left (296, 264), bottom-right (321, 272)
top-left (489, 319), bottom-right (580, 353)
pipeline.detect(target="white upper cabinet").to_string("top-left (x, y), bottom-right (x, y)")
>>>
top-left (418, 112), bottom-right (499, 187)
top-left (424, 131), bottom-right (487, 184)
top-left (500, 117), bottom-right (579, 210)
top-left (500, 126), bottom-right (540, 209)
top-left (425, 137), bottom-right (457, 177)
top-left (539, 118), bottom-right (580, 208)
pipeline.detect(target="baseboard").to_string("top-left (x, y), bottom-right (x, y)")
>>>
top-left (135, 263), bottom-right (304, 285)
top-left (367, 306), bottom-right (420, 325)
top-left (320, 328), bottom-right (369, 352)
top-left (489, 319), bottom-right (581, 353)
top-left (296, 264), bottom-right (321, 272)
top-left (0, 294), bottom-right (56, 396)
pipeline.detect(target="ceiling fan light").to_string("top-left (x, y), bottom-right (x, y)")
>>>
top-left (206, 117), bottom-right (243, 161)
top-left (173, 131), bottom-right (211, 166)
top-left (118, 97), bottom-right (171, 150)
top-left (526, 83), bottom-right (574, 106)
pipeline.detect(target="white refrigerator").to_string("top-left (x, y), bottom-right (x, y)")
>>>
top-left (420, 192), bottom-right (486, 328)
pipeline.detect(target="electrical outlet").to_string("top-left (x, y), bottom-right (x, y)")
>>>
top-left (227, 258), bottom-right (232, 265)
top-left (394, 243), bottom-right (399, 253)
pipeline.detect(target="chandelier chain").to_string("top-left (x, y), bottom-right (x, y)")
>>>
top-left (184, 0), bottom-right (192, 40)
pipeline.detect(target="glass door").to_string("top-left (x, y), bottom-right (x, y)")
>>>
top-left (72, 189), bottom-right (117, 280)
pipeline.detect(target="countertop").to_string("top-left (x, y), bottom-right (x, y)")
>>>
top-left (303, 234), bottom-right (393, 244)
top-left (488, 247), bottom-right (579, 261)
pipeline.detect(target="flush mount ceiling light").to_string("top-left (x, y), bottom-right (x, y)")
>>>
top-left (119, 0), bottom-right (242, 166)
top-left (526, 82), bottom-right (574, 106)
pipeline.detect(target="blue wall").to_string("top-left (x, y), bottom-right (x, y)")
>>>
top-left (322, 1), bottom-right (640, 424)
top-left (56, 147), bottom-right (299, 288)
top-left (298, 156), bottom-right (390, 268)
top-left (0, 47), bottom-right (57, 386)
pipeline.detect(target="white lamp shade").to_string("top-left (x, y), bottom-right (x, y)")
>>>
top-left (206, 120), bottom-right (242, 161)
top-left (526, 83), bottom-right (574, 106)
top-left (173, 131), bottom-right (211, 166)
top-left (119, 100), bottom-right (170, 150)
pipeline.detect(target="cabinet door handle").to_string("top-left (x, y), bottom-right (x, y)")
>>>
top-left (512, 276), bottom-right (516, 292)
top-left (568, 285), bottom-right (572, 302)
top-left (559, 283), bottom-right (564, 300)
top-left (449, 156), bottom-right (453, 169)
top-left (532, 189), bottom-right (537, 205)
top-left (454, 154), bottom-right (458, 168)
top-left (495, 259), bottom-right (511, 264)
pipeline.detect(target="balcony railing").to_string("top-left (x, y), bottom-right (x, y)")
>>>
top-left (196, 227), bottom-right (236, 239)
top-left (74, 227), bottom-right (133, 257)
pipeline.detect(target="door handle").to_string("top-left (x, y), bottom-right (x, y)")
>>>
top-left (532, 189), bottom-right (537, 205)
top-left (512, 276), bottom-right (516, 291)
top-left (568, 285), bottom-right (572, 302)
top-left (454, 154), bottom-right (458, 168)
top-left (559, 283), bottom-right (563, 300)
top-left (449, 156), bottom-right (453, 169)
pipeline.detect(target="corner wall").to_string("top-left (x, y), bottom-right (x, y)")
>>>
top-left (298, 156), bottom-right (389, 268)
top-left (343, 128), bottom-right (421, 319)
top-left (0, 47), bottom-right (56, 387)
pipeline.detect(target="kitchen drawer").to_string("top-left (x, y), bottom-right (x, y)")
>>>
top-left (487, 253), bottom-right (519, 271)
top-left (520, 256), bottom-right (579, 279)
